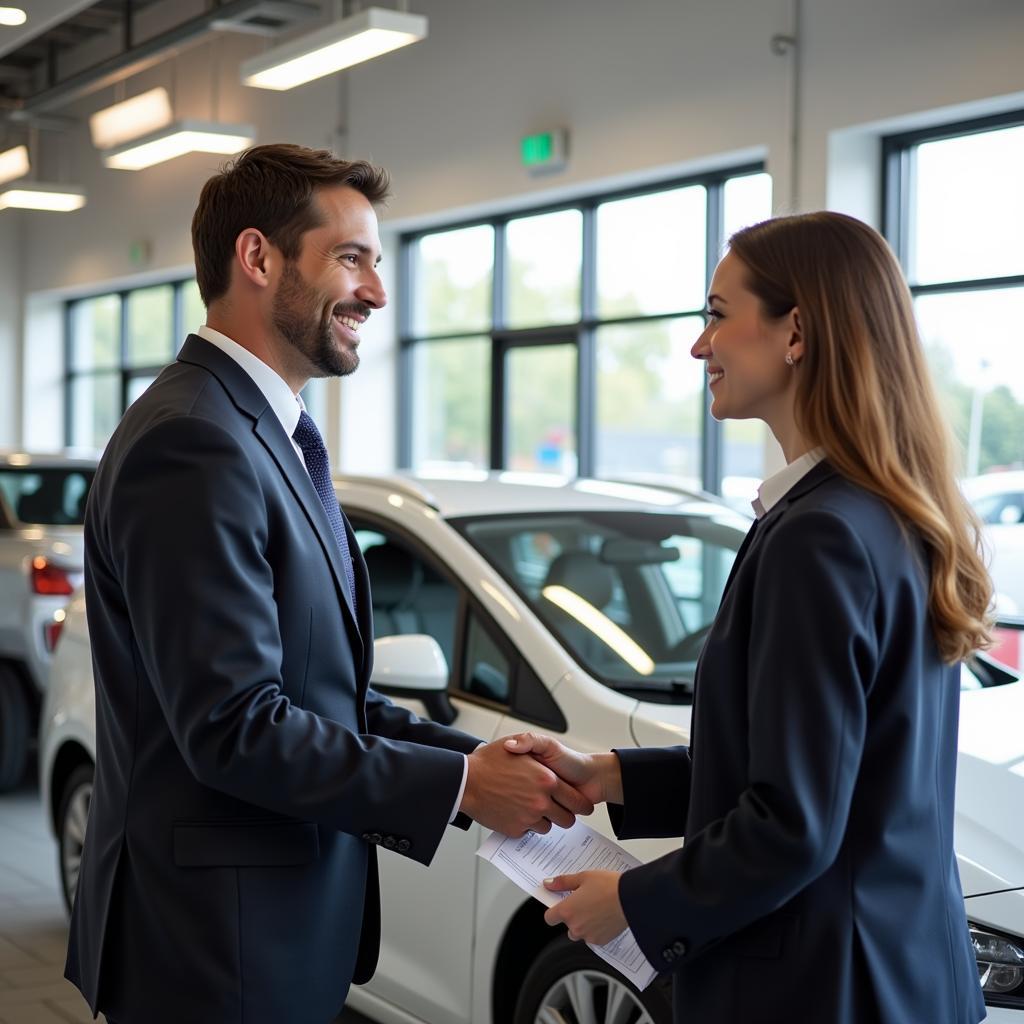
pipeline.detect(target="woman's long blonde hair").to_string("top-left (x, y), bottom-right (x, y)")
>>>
top-left (729, 211), bottom-right (991, 663)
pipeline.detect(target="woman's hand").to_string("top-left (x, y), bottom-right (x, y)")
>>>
top-left (542, 870), bottom-right (628, 945)
top-left (503, 732), bottom-right (623, 805)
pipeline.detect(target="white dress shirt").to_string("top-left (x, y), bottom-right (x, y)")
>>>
top-left (752, 447), bottom-right (826, 519)
top-left (193, 326), bottom-right (470, 822)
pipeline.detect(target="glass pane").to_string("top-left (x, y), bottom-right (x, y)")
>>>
top-left (595, 317), bottom-right (705, 490)
top-left (722, 419), bottom-right (769, 509)
top-left (462, 615), bottom-right (510, 703)
top-left (507, 344), bottom-right (577, 474)
top-left (914, 287), bottom-right (1024, 477)
top-left (126, 285), bottom-right (173, 368)
top-left (70, 295), bottom-right (120, 371)
top-left (70, 372), bottom-right (121, 450)
top-left (127, 375), bottom-right (158, 406)
top-left (910, 125), bottom-right (1024, 285)
top-left (0, 468), bottom-right (95, 525)
top-left (597, 186), bottom-right (706, 317)
top-left (411, 337), bottom-right (490, 472)
top-left (723, 172), bottom-right (773, 243)
top-left (459, 509), bottom-right (747, 695)
top-left (506, 208), bottom-right (582, 328)
top-left (181, 279), bottom-right (206, 339)
top-left (414, 225), bottom-right (494, 336)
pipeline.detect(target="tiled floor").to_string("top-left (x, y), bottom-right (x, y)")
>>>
top-left (0, 767), bottom-right (370, 1024)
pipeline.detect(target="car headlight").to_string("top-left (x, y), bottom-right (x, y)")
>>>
top-left (971, 924), bottom-right (1024, 1006)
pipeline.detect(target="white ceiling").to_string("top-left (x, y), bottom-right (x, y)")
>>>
top-left (0, 1), bottom-right (99, 60)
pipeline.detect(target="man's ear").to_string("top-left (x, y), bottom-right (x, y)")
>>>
top-left (235, 229), bottom-right (274, 290)
top-left (787, 306), bottom-right (805, 364)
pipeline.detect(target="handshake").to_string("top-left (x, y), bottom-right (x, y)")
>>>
top-left (458, 732), bottom-right (624, 838)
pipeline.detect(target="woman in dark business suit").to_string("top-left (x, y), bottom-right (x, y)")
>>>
top-left (508, 212), bottom-right (993, 1023)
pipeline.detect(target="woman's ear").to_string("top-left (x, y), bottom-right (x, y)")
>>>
top-left (787, 307), bottom-right (805, 364)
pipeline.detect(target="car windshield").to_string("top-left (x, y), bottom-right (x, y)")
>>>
top-left (0, 467), bottom-right (95, 526)
top-left (453, 510), bottom-right (747, 702)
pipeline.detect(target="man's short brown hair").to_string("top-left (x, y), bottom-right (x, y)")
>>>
top-left (191, 143), bottom-right (391, 307)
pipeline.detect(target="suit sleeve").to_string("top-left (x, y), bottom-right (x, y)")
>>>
top-left (106, 414), bottom-right (474, 866)
top-left (608, 746), bottom-right (691, 839)
top-left (618, 508), bottom-right (878, 966)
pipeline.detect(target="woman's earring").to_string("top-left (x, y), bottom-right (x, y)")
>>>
top-left (785, 352), bottom-right (795, 366)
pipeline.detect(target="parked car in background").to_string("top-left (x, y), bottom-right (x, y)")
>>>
top-left (0, 452), bottom-right (95, 791)
top-left (40, 472), bottom-right (1024, 1024)
top-left (964, 471), bottom-right (1024, 617)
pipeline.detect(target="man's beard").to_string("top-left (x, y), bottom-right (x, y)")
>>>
top-left (272, 260), bottom-right (362, 378)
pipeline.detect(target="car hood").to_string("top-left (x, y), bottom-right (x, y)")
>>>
top-left (628, 682), bottom-right (1024, 898)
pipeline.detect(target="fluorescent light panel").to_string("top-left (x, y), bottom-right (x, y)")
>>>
top-left (240, 7), bottom-right (427, 91)
top-left (0, 183), bottom-right (86, 212)
top-left (89, 87), bottom-right (173, 149)
top-left (0, 144), bottom-right (29, 186)
top-left (0, 7), bottom-right (27, 27)
top-left (103, 121), bottom-right (255, 170)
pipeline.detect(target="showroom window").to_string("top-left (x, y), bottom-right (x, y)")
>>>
top-left (884, 111), bottom-right (1024, 478)
top-left (65, 279), bottom-right (325, 450)
top-left (399, 168), bottom-right (773, 502)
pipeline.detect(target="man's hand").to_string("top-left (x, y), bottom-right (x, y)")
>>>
top-left (503, 732), bottom-right (623, 806)
top-left (460, 738), bottom-right (594, 837)
top-left (543, 871), bottom-right (628, 945)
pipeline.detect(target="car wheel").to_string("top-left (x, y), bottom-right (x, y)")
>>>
top-left (513, 935), bottom-right (671, 1024)
top-left (0, 666), bottom-right (30, 792)
top-left (58, 763), bottom-right (94, 915)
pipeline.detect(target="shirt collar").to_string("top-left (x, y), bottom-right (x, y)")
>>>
top-left (196, 325), bottom-right (304, 438)
top-left (752, 447), bottom-right (826, 519)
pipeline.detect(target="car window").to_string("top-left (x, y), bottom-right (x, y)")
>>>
top-left (353, 525), bottom-right (460, 679)
top-left (453, 510), bottom-right (746, 699)
top-left (0, 467), bottom-right (95, 525)
top-left (462, 615), bottom-right (511, 703)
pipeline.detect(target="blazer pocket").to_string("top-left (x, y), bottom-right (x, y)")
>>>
top-left (731, 913), bottom-right (798, 960)
top-left (173, 820), bottom-right (320, 868)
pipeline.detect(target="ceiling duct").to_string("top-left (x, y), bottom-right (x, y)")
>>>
top-left (3, 0), bottom-right (319, 125)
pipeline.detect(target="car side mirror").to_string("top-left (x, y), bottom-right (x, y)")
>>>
top-left (370, 634), bottom-right (456, 725)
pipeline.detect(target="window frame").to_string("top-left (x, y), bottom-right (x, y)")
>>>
top-left (64, 278), bottom-right (194, 448)
top-left (882, 109), bottom-right (1024, 297)
top-left (398, 163), bottom-right (766, 492)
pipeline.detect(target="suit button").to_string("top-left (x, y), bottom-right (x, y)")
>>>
top-left (367, 832), bottom-right (382, 845)
top-left (382, 836), bottom-right (397, 850)
top-left (361, 833), bottom-right (371, 841)
top-left (397, 839), bottom-right (410, 853)
top-left (661, 948), bottom-right (676, 964)
top-left (672, 940), bottom-right (687, 957)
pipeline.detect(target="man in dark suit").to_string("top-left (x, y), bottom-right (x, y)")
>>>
top-left (65, 144), bottom-right (590, 1024)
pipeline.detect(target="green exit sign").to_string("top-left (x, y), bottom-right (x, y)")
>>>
top-left (520, 129), bottom-right (568, 174)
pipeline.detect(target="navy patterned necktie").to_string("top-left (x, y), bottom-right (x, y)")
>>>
top-left (292, 410), bottom-right (357, 616)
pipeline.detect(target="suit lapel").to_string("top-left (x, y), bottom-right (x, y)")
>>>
top-left (177, 335), bottom-right (362, 657)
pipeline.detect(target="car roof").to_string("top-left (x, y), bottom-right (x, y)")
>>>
top-left (335, 470), bottom-right (750, 522)
top-left (962, 471), bottom-right (1024, 499)
top-left (0, 450), bottom-right (99, 470)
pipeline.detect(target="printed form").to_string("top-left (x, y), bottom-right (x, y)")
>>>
top-left (477, 819), bottom-right (658, 991)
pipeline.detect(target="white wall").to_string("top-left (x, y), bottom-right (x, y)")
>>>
top-left (0, 211), bottom-right (23, 447)
top-left (3, 0), bottom-right (1024, 463)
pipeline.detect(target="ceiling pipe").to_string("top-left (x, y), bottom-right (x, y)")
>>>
top-left (5, 0), bottom-right (318, 124)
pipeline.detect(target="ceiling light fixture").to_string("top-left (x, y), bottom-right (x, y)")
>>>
top-left (0, 144), bottom-right (30, 186)
top-left (0, 7), bottom-right (27, 27)
top-left (102, 120), bottom-right (255, 170)
top-left (0, 182), bottom-right (86, 213)
top-left (89, 87), bottom-right (173, 149)
top-left (240, 6), bottom-right (427, 91)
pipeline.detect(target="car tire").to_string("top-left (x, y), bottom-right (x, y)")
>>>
top-left (57, 762), bottom-right (94, 915)
top-left (513, 935), bottom-right (672, 1024)
top-left (0, 666), bottom-right (30, 792)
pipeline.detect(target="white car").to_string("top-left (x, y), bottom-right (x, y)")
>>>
top-left (0, 451), bottom-right (94, 791)
top-left (963, 471), bottom-right (1024, 617)
top-left (40, 473), bottom-right (1024, 1023)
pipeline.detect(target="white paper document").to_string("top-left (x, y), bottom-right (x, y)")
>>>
top-left (477, 819), bottom-right (658, 991)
